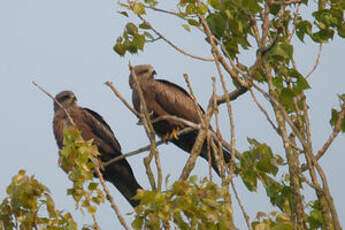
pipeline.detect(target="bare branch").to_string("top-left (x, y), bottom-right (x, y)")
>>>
top-left (250, 89), bottom-right (279, 132)
top-left (128, 62), bottom-right (162, 191)
top-left (315, 102), bottom-right (345, 161)
top-left (270, 0), bottom-right (302, 6)
top-left (32, 81), bottom-right (75, 126)
top-left (144, 5), bottom-right (182, 18)
top-left (125, 1), bottom-right (214, 62)
top-left (231, 181), bottom-right (251, 230)
top-left (212, 77), bottom-right (226, 180)
top-left (91, 213), bottom-right (101, 230)
top-left (301, 95), bottom-right (341, 229)
top-left (198, 13), bottom-right (249, 88)
top-left (306, 44), bottom-right (323, 79)
top-left (179, 129), bottom-right (207, 181)
top-left (216, 87), bottom-right (248, 106)
top-left (105, 81), bottom-right (140, 117)
top-left (183, 73), bottom-right (204, 120)
top-left (94, 168), bottom-right (130, 230)
top-left (104, 127), bottom-right (195, 168)
top-left (286, 3), bottom-right (300, 43)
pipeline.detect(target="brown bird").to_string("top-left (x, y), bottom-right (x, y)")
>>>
top-left (129, 65), bottom-right (231, 176)
top-left (53, 91), bottom-right (142, 207)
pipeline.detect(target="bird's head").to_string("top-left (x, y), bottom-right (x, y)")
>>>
top-left (129, 64), bottom-right (156, 89)
top-left (54, 90), bottom-right (77, 112)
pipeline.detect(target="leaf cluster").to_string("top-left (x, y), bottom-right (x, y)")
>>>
top-left (59, 126), bottom-right (105, 215)
top-left (132, 176), bottom-right (234, 230)
top-left (0, 170), bottom-right (79, 230)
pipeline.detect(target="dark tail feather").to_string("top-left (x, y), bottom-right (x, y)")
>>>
top-left (199, 142), bottom-right (232, 177)
top-left (171, 131), bottom-right (232, 177)
top-left (102, 159), bottom-right (142, 208)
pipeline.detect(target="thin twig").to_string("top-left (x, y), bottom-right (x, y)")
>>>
top-left (32, 81), bottom-right (75, 126)
top-left (129, 62), bottom-right (162, 191)
top-left (252, 82), bottom-right (308, 150)
top-left (104, 127), bottom-right (195, 168)
top-left (315, 102), bottom-right (345, 161)
top-left (231, 181), bottom-right (251, 230)
top-left (216, 87), bottom-right (248, 106)
top-left (183, 73), bottom-right (204, 119)
top-left (270, 0), bottom-right (302, 6)
top-left (125, 1), bottom-right (214, 62)
top-left (91, 213), bottom-right (101, 230)
top-left (212, 77), bottom-right (225, 180)
top-left (300, 93), bottom-right (333, 230)
top-left (286, 3), bottom-right (300, 43)
top-left (105, 81), bottom-right (140, 117)
top-left (301, 95), bottom-right (341, 229)
top-left (94, 168), bottom-right (130, 230)
top-left (152, 114), bottom-right (242, 159)
top-left (250, 89), bottom-right (279, 132)
top-left (184, 73), bottom-right (215, 179)
top-left (306, 44), bottom-right (323, 79)
top-left (144, 5), bottom-right (182, 18)
top-left (179, 129), bottom-right (207, 181)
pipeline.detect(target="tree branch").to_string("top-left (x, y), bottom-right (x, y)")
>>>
top-left (125, 1), bottom-right (214, 62)
top-left (306, 44), bottom-right (323, 79)
top-left (32, 81), bottom-right (75, 126)
top-left (315, 101), bottom-right (345, 161)
top-left (128, 62), bottom-right (162, 191)
top-left (94, 168), bottom-right (130, 230)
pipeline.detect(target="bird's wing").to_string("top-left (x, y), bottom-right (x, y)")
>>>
top-left (82, 108), bottom-right (122, 153)
top-left (147, 79), bottom-right (204, 124)
top-left (53, 111), bottom-right (65, 149)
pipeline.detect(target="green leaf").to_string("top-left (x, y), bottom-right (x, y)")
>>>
top-left (182, 24), bottom-right (191, 32)
top-left (254, 223), bottom-right (270, 230)
top-left (272, 224), bottom-right (293, 230)
top-left (312, 29), bottom-right (335, 43)
top-left (296, 20), bottom-right (313, 42)
top-left (113, 42), bottom-right (126, 56)
top-left (208, 0), bottom-right (221, 9)
top-left (132, 216), bottom-right (144, 230)
top-left (87, 205), bottom-right (96, 214)
top-left (279, 88), bottom-right (295, 111)
top-left (197, 4), bottom-right (208, 15)
top-left (143, 31), bottom-right (154, 40)
top-left (126, 23), bottom-right (138, 35)
top-left (88, 182), bottom-right (98, 191)
top-left (139, 22), bottom-right (151, 30)
top-left (337, 22), bottom-right (345, 37)
top-left (187, 19), bottom-right (200, 26)
top-left (118, 11), bottom-right (128, 17)
top-left (277, 43), bottom-right (293, 60)
top-left (133, 34), bottom-right (146, 50)
top-left (330, 108), bottom-right (345, 132)
top-left (133, 2), bottom-right (145, 15)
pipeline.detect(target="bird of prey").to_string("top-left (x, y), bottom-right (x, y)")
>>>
top-left (129, 65), bottom-right (231, 176)
top-left (53, 91), bottom-right (142, 207)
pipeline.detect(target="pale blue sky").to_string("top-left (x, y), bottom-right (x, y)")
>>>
top-left (0, 0), bottom-right (344, 229)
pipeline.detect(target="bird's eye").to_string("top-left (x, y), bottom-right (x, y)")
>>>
top-left (138, 69), bottom-right (149, 75)
top-left (61, 95), bottom-right (70, 100)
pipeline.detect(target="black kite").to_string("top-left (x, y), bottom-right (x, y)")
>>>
top-left (53, 91), bottom-right (142, 207)
top-left (129, 65), bottom-right (231, 176)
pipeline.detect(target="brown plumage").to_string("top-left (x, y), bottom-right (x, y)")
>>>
top-left (53, 91), bottom-right (142, 207)
top-left (129, 65), bottom-right (231, 176)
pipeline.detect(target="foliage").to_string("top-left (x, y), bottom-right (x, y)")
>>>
top-left (0, 170), bottom-right (80, 230)
top-left (3, 0), bottom-right (345, 229)
top-left (112, 0), bottom-right (344, 229)
top-left (132, 176), bottom-right (234, 230)
top-left (59, 126), bottom-right (105, 215)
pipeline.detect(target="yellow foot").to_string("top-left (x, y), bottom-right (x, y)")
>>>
top-left (162, 128), bottom-right (180, 141)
